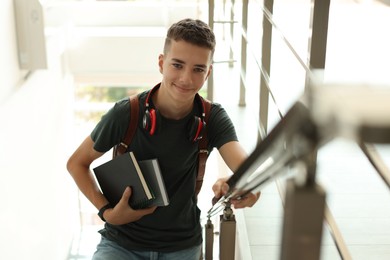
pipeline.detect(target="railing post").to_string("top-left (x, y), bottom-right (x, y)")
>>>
top-left (259, 0), bottom-right (274, 140)
top-left (280, 152), bottom-right (326, 260)
top-left (281, 180), bottom-right (326, 260)
top-left (308, 0), bottom-right (330, 70)
top-left (219, 203), bottom-right (236, 260)
top-left (204, 217), bottom-right (214, 260)
top-left (239, 0), bottom-right (248, 107)
top-left (207, 0), bottom-right (215, 101)
top-left (305, 0), bottom-right (330, 89)
top-left (229, 0), bottom-right (235, 68)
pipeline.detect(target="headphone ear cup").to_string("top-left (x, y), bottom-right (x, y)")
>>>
top-left (143, 109), bottom-right (151, 132)
top-left (187, 116), bottom-right (205, 142)
top-left (143, 109), bottom-right (160, 135)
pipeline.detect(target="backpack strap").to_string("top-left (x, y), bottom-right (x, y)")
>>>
top-left (112, 94), bottom-right (139, 158)
top-left (195, 98), bottom-right (212, 196)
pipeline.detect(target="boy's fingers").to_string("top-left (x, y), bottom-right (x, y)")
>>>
top-left (118, 186), bottom-right (131, 206)
top-left (221, 183), bottom-right (229, 194)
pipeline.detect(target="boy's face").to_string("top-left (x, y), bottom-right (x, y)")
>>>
top-left (158, 40), bottom-right (213, 103)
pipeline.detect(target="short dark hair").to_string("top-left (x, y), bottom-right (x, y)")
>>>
top-left (164, 18), bottom-right (216, 59)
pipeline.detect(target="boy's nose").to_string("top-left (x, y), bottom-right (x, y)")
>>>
top-left (179, 69), bottom-right (193, 85)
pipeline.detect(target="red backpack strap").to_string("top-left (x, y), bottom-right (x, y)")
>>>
top-left (112, 94), bottom-right (140, 158)
top-left (195, 98), bottom-right (212, 196)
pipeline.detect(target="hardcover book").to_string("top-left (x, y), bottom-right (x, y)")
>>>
top-left (93, 151), bottom-right (169, 209)
top-left (138, 159), bottom-right (169, 207)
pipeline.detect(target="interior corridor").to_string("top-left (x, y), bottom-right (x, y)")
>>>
top-left (1, 0), bottom-right (390, 259)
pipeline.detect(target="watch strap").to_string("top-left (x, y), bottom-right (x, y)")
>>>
top-left (98, 203), bottom-right (112, 222)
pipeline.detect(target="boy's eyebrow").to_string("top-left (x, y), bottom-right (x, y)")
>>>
top-left (171, 58), bottom-right (207, 69)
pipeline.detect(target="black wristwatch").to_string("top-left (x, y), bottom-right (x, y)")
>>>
top-left (98, 203), bottom-right (112, 222)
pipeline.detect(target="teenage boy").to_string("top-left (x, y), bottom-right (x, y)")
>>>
top-left (67, 18), bottom-right (260, 260)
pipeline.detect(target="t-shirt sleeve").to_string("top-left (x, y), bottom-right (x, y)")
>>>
top-left (207, 103), bottom-right (238, 150)
top-left (90, 98), bottom-right (130, 153)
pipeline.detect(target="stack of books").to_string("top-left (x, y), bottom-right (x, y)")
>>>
top-left (93, 151), bottom-right (169, 209)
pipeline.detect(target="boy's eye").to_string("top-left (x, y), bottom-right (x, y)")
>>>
top-left (172, 63), bottom-right (182, 69)
top-left (194, 68), bottom-right (205, 73)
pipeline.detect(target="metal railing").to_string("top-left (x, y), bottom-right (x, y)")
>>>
top-left (207, 0), bottom-right (390, 259)
top-left (208, 0), bottom-right (238, 101)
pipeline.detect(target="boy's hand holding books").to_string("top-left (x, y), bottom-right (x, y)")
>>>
top-left (93, 151), bottom-right (170, 225)
top-left (103, 186), bottom-right (157, 225)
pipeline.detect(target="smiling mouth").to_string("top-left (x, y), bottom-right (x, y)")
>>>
top-left (174, 84), bottom-right (192, 93)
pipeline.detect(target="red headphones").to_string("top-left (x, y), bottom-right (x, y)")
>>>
top-left (142, 84), bottom-right (207, 142)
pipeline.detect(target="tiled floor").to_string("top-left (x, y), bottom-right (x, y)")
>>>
top-left (240, 140), bottom-right (390, 260)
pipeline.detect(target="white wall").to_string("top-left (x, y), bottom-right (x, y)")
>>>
top-left (67, 27), bottom-right (165, 87)
top-left (44, 1), bottom-right (206, 27)
top-left (0, 0), bottom-right (26, 104)
top-left (44, 1), bottom-right (207, 87)
top-left (0, 1), bottom-right (209, 259)
top-left (0, 0), bottom-right (77, 259)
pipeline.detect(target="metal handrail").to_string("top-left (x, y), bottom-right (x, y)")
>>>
top-left (256, 104), bottom-right (353, 260)
top-left (209, 0), bottom-right (390, 259)
top-left (231, 0), bottom-right (354, 259)
top-left (253, 1), bottom-right (352, 259)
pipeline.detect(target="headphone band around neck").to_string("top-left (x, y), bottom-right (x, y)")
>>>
top-left (145, 83), bottom-right (205, 120)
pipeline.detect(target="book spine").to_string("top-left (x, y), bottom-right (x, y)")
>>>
top-left (153, 160), bottom-right (169, 205)
top-left (129, 152), bottom-right (153, 199)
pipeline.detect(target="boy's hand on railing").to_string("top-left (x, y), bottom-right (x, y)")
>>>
top-left (230, 192), bottom-right (261, 209)
top-left (212, 177), bottom-right (261, 209)
top-left (212, 177), bottom-right (230, 201)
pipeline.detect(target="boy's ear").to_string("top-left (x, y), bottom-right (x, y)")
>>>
top-left (206, 64), bottom-right (213, 79)
top-left (158, 54), bottom-right (164, 74)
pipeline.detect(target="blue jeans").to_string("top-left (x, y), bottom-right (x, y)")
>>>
top-left (92, 236), bottom-right (202, 260)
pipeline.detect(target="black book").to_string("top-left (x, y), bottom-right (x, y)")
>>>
top-left (138, 159), bottom-right (169, 207)
top-left (93, 151), bottom-right (155, 209)
top-left (93, 152), bottom-right (169, 209)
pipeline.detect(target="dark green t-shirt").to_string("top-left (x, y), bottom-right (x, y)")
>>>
top-left (91, 89), bottom-right (238, 252)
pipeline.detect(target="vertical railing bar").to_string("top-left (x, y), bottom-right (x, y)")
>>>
top-left (259, 0), bottom-right (274, 141)
top-left (304, 1), bottom-right (352, 259)
top-left (239, 0), bottom-right (248, 106)
top-left (276, 176), bottom-right (352, 260)
top-left (307, 0), bottom-right (330, 69)
top-left (208, 0), bottom-right (215, 101)
top-left (305, 0), bottom-right (330, 90)
top-left (229, 0), bottom-right (235, 67)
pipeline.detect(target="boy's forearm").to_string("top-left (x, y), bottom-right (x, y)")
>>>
top-left (70, 167), bottom-right (109, 210)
